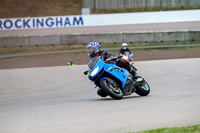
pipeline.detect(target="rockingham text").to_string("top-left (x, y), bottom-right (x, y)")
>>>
top-left (0, 16), bottom-right (84, 30)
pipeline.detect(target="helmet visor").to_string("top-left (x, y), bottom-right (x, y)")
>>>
top-left (88, 47), bottom-right (95, 53)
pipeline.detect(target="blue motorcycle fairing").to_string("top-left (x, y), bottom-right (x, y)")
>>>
top-left (88, 59), bottom-right (105, 81)
top-left (88, 58), bottom-right (130, 89)
top-left (103, 63), bottom-right (130, 88)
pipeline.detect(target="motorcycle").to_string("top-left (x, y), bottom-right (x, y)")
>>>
top-left (120, 51), bottom-right (133, 61)
top-left (84, 52), bottom-right (150, 100)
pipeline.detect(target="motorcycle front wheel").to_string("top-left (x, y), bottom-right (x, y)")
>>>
top-left (100, 79), bottom-right (123, 100)
top-left (135, 80), bottom-right (150, 96)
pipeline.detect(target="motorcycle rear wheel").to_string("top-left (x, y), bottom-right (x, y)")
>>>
top-left (135, 80), bottom-right (150, 96)
top-left (100, 79), bottom-right (123, 100)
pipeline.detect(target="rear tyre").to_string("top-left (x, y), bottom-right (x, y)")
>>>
top-left (135, 80), bottom-right (150, 96)
top-left (100, 79), bottom-right (123, 100)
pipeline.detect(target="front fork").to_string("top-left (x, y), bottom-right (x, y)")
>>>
top-left (130, 62), bottom-right (137, 71)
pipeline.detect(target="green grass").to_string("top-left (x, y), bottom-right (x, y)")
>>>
top-left (0, 41), bottom-right (200, 55)
top-left (0, 44), bottom-right (86, 55)
top-left (130, 124), bottom-right (200, 133)
top-left (100, 41), bottom-right (200, 48)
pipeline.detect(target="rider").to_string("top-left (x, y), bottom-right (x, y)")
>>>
top-left (119, 43), bottom-right (132, 56)
top-left (86, 42), bottom-right (138, 97)
top-left (67, 60), bottom-right (75, 66)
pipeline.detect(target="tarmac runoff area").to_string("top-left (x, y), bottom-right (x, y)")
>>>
top-left (0, 58), bottom-right (200, 133)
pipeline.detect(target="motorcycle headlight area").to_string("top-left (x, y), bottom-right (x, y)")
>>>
top-left (122, 55), bottom-right (128, 60)
top-left (90, 66), bottom-right (99, 77)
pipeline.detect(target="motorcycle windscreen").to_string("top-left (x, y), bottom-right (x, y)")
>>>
top-left (88, 57), bottom-right (105, 81)
top-left (124, 51), bottom-right (130, 55)
top-left (88, 56), bottom-right (101, 70)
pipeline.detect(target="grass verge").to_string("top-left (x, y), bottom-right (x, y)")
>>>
top-left (0, 41), bottom-right (200, 56)
top-left (130, 124), bottom-right (200, 133)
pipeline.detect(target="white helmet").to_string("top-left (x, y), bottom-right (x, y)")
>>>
top-left (122, 43), bottom-right (127, 47)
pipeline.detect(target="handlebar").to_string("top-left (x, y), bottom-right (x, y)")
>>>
top-left (104, 55), bottom-right (122, 63)
top-left (100, 51), bottom-right (108, 59)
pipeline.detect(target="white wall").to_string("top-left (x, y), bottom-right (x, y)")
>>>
top-left (83, 10), bottom-right (200, 26)
top-left (0, 10), bottom-right (200, 30)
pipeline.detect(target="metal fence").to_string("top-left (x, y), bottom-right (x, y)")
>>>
top-left (82, 0), bottom-right (200, 9)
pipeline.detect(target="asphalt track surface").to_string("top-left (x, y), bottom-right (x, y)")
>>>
top-left (0, 21), bottom-right (200, 37)
top-left (0, 58), bottom-right (200, 133)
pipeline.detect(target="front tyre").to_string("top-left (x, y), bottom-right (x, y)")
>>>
top-left (135, 80), bottom-right (150, 96)
top-left (100, 79), bottom-right (123, 100)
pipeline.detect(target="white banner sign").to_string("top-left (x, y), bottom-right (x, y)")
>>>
top-left (0, 10), bottom-right (200, 30)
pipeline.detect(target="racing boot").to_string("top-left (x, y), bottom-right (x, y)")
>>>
top-left (128, 64), bottom-right (138, 78)
top-left (128, 65), bottom-right (143, 82)
top-left (97, 88), bottom-right (108, 97)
